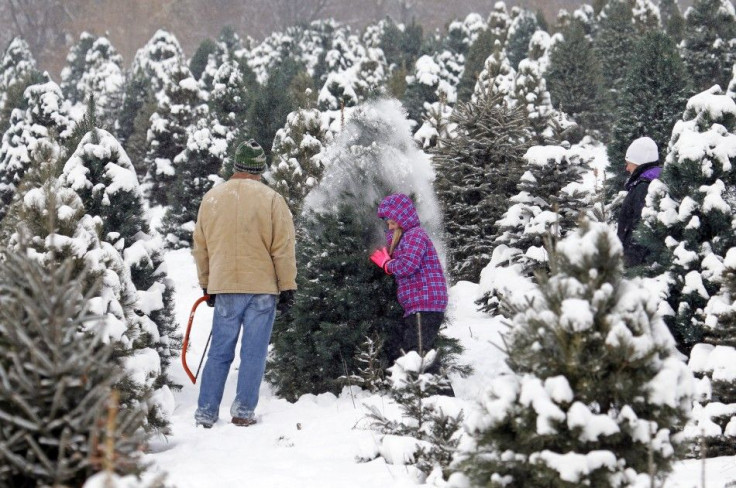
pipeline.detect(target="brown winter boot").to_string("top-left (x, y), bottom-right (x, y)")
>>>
top-left (232, 417), bottom-right (257, 427)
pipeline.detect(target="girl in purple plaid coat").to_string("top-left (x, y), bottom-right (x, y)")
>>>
top-left (370, 193), bottom-right (449, 359)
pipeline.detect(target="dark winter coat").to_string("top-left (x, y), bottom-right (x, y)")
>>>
top-left (617, 162), bottom-right (662, 267)
top-left (377, 194), bottom-right (448, 317)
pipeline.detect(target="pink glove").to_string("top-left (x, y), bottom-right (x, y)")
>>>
top-left (370, 247), bottom-right (392, 274)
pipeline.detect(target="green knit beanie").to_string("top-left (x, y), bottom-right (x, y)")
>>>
top-left (234, 139), bottom-right (267, 174)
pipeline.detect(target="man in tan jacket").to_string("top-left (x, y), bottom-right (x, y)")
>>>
top-left (192, 139), bottom-right (296, 428)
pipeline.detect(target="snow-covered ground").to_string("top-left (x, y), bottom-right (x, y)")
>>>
top-left (141, 249), bottom-right (736, 488)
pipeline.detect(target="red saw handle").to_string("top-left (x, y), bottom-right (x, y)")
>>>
top-left (182, 295), bottom-right (210, 384)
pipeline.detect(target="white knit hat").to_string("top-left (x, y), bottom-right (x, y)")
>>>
top-left (625, 137), bottom-right (659, 165)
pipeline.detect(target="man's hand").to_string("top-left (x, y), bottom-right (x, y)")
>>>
top-left (203, 288), bottom-right (216, 307)
top-left (277, 290), bottom-right (295, 315)
top-left (370, 247), bottom-right (392, 274)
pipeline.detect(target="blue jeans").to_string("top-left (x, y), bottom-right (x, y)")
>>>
top-left (195, 293), bottom-right (276, 425)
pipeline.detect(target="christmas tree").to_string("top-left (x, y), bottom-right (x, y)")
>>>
top-left (267, 106), bottom-right (331, 215)
top-left (511, 30), bottom-right (558, 143)
top-left (6, 174), bottom-right (171, 432)
top-left (116, 70), bottom-right (156, 179)
top-left (0, 79), bottom-right (73, 223)
top-left (250, 56), bottom-right (306, 154)
top-left (0, 246), bottom-right (149, 487)
top-left (504, 8), bottom-right (539, 70)
top-left (680, 0), bottom-right (736, 93)
top-left (129, 30), bottom-right (187, 103)
top-left (472, 40), bottom-right (516, 105)
top-left (365, 350), bottom-right (464, 481)
top-left (267, 99), bottom-right (456, 401)
top-left (60, 32), bottom-right (97, 106)
top-left (660, 0), bottom-right (685, 41)
top-left (433, 90), bottom-right (530, 283)
top-left (158, 116), bottom-right (229, 248)
top-left (456, 28), bottom-right (496, 103)
top-left (477, 145), bottom-right (591, 314)
top-left (452, 221), bottom-right (693, 487)
top-left (403, 55), bottom-right (444, 126)
top-left (119, 29), bottom-right (187, 175)
top-left (638, 85), bottom-right (736, 354)
top-left (684, 247), bottom-right (736, 457)
top-left (143, 64), bottom-right (202, 206)
top-left (60, 127), bottom-right (181, 396)
top-left (0, 37), bottom-right (38, 133)
top-left (592, 0), bottom-right (639, 138)
top-left (546, 20), bottom-right (607, 137)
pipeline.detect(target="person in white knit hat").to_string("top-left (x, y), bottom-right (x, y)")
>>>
top-left (617, 136), bottom-right (662, 267)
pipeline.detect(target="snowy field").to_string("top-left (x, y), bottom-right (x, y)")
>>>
top-left (141, 248), bottom-right (736, 488)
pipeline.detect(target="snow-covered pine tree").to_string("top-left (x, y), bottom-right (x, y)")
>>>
top-left (684, 246), bottom-right (736, 457)
top-left (267, 106), bottom-right (331, 215)
top-left (593, 0), bottom-right (639, 112)
top-left (0, 246), bottom-right (149, 487)
top-left (293, 19), bottom-right (342, 81)
top-left (444, 13), bottom-right (487, 57)
top-left (350, 47), bottom-right (388, 103)
top-left (456, 28), bottom-right (496, 103)
top-left (59, 127), bottom-right (181, 396)
top-left (433, 90), bottom-right (530, 283)
top-left (660, 0), bottom-right (685, 41)
top-left (158, 116), bottom-right (229, 248)
top-left (472, 40), bottom-right (516, 106)
top-left (451, 221), bottom-right (693, 487)
top-left (505, 8), bottom-right (539, 70)
top-left (365, 350), bottom-right (464, 481)
top-left (216, 25), bottom-right (245, 60)
top-left (477, 145), bottom-right (591, 314)
top-left (243, 29), bottom-right (295, 87)
top-left (143, 64), bottom-right (202, 206)
top-left (196, 38), bottom-right (234, 97)
top-left (414, 92), bottom-right (455, 150)
top-left (129, 30), bottom-right (187, 104)
top-left (403, 55), bottom-right (445, 126)
top-left (546, 20), bottom-right (607, 137)
top-left (6, 175), bottom-right (171, 432)
top-left (60, 32), bottom-right (97, 106)
top-left (631, 0), bottom-right (662, 33)
top-left (315, 24), bottom-right (377, 113)
top-left (457, 1), bottom-right (514, 103)
top-left (207, 60), bottom-right (250, 138)
top-left (511, 31), bottom-right (558, 143)
top-left (267, 99), bottom-right (458, 401)
top-left (638, 85), bottom-right (736, 354)
top-left (189, 37), bottom-right (218, 82)
top-left (317, 70), bottom-right (360, 111)
top-left (679, 0), bottom-right (736, 93)
top-left (119, 30), bottom-right (187, 175)
top-left (250, 56), bottom-right (306, 155)
top-left (487, 1), bottom-right (513, 45)
top-left (604, 30), bottom-right (691, 203)
top-left (116, 71), bottom-right (156, 179)
top-left (375, 17), bottom-right (424, 74)
top-left (204, 58), bottom-right (255, 181)
top-left (554, 4), bottom-right (597, 35)
top-left (0, 78), bottom-right (74, 223)
top-left (0, 37), bottom-right (38, 133)
top-left (75, 36), bottom-right (126, 129)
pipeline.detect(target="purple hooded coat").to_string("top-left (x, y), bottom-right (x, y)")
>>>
top-left (377, 194), bottom-right (448, 317)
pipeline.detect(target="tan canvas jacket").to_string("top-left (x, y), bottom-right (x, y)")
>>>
top-left (192, 178), bottom-right (297, 294)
